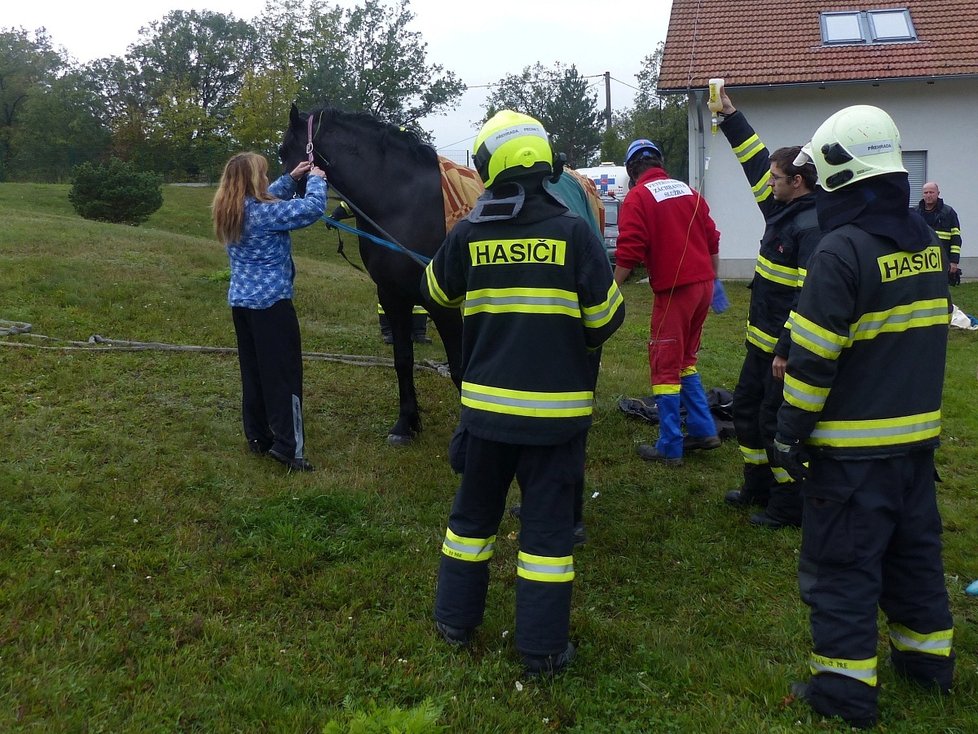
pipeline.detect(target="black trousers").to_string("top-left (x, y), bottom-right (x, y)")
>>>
top-left (799, 451), bottom-right (954, 724)
top-left (435, 431), bottom-right (584, 656)
top-left (231, 299), bottom-right (306, 459)
top-left (733, 347), bottom-right (801, 520)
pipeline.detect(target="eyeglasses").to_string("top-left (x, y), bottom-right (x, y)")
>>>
top-left (769, 172), bottom-right (797, 183)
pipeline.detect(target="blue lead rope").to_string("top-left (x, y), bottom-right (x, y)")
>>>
top-left (320, 214), bottom-right (432, 266)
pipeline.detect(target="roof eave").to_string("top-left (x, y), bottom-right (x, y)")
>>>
top-left (658, 72), bottom-right (978, 95)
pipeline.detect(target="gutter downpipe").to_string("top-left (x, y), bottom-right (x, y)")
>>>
top-left (691, 89), bottom-right (707, 193)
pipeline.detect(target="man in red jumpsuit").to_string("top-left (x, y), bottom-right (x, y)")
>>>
top-left (614, 139), bottom-right (721, 465)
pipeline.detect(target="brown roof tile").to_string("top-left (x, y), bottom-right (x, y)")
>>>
top-left (659, 0), bottom-right (978, 92)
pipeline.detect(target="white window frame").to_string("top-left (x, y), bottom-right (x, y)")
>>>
top-left (820, 9), bottom-right (917, 46)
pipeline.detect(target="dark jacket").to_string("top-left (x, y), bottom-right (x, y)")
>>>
top-left (422, 179), bottom-right (624, 445)
top-left (720, 110), bottom-right (821, 357)
top-left (916, 198), bottom-right (962, 264)
top-left (779, 178), bottom-right (950, 458)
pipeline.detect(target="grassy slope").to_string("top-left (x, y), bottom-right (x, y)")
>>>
top-left (0, 183), bottom-right (976, 733)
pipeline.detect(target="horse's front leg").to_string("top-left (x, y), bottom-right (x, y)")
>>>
top-left (384, 300), bottom-right (421, 445)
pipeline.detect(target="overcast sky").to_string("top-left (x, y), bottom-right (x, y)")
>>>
top-left (4, 0), bottom-right (673, 155)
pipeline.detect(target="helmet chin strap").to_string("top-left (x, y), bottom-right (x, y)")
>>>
top-left (549, 152), bottom-right (567, 184)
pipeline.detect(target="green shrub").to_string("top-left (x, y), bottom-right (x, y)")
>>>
top-left (68, 158), bottom-right (163, 225)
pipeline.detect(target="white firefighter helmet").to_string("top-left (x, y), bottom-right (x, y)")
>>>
top-left (793, 105), bottom-right (906, 191)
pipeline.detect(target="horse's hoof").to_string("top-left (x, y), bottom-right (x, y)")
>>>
top-left (387, 433), bottom-right (414, 447)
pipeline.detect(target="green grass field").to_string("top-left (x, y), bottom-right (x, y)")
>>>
top-left (1, 183), bottom-right (976, 733)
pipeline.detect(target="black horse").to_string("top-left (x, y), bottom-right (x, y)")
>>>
top-left (279, 104), bottom-right (463, 445)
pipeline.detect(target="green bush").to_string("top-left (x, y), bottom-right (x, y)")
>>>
top-left (68, 158), bottom-right (163, 225)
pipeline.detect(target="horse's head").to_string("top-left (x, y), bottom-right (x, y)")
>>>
top-left (278, 103), bottom-right (311, 178)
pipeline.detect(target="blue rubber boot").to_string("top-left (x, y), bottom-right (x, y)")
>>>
top-left (680, 371), bottom-right (717, 440)
top-left (655, 393), bottom-right (683, 459)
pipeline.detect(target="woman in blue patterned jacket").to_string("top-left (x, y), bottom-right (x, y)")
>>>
top-left (212, 152), bottom-right (327, 472)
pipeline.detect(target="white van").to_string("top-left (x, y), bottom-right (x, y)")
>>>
top-left (575, 162), bottom-right (629, 199)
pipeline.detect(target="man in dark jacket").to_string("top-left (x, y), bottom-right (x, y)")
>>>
top-left (716, 86), bottom-right (822, 528)
top-left (916, 181), bottom-right (963, 285)
top-left (422, 110), bottom-right (624, 677)
top-left (775, 105), bottom-right (955, 729)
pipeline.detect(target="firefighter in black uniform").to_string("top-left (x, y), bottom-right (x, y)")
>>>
top-left (716, 85), bottom-right (821, 528)
top-left (774, 105), bottom-right (955, 729)
top-left (422, 110), bottom-right (624, 676)
top-left (915, 181), bottom-right (963, 285)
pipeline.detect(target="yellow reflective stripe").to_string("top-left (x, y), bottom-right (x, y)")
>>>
top-left (850, 299), bottom-right (950, 342)
top-left (516, 551), bottom-right (574, 583)
top-left (755, 255), bottom-right (801, 288)
top-left (933, 229), bottom-right (952, 241)
top-left (810, 653), bottom-right (878, 686)
top-left (583, 282), bottom-right (624, 329)
top-left (732, 134), bottom-right (764, 164)
top-left (680, 366), bottom-right (698, 378)
top-left (772, 466), bottom-right (793, 483)
top-left (461, 381), bottom-right (593, 418)
top-left (746, 323), bottom-right (778, 353)
top-left (783, 373), bottom-right (830, 412)
top-left (889, 623), bottom-right (953, 657)
top-left (797, 265), bottom-right (807, 286)
top-left (810, 410), bottom-right (942, 447)
top-left (463, 286), bottom-right (580, 317)
top-left (442, 528), bottom-right (495, 562)
top-left (652, 383), bottom-right (681, 396)
top-left (950, 243), bottom-right (961, 256)
top-left (739, 444), bottom-right (767, 465)
top-left (424, 265), bottom-right (462, 308)
top-left (789, 311), bottom-right (847, 360)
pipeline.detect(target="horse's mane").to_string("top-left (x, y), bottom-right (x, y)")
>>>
top-left (311, 106), bottom-right (438, 167)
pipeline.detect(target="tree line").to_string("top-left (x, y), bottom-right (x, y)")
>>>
top-left (0, 0), bottom-right (687, 183)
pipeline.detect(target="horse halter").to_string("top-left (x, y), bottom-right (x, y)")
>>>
top-left (305, 112), bottom-right (317, 164)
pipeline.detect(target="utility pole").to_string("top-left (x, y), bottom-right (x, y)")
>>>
top-left (604, 71), bottom-right (612, 131)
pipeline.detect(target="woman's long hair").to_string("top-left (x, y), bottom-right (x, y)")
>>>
top-left (212, 152), bottom-right (278, 245)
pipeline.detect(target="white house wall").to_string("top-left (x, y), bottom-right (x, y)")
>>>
top-left (684, 79), bottom-right (976, 279)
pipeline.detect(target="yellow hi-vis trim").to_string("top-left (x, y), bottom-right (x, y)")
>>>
top-left (733, 133), bottom-right (765, 163)
top-left (746, 323), bottom-right (778, 353)
top-left (889, 623), bottom-right (953, 657)
top-left (680, 366), bottom-right (698, 378)
top-left (424, 264), bottom-right (463, 308)
top-left (441, 528), bottom-right (495, 562)
top-left (652, 383), bottom-right (681, 396)
top-left (755, 255), bottom-right (802, 288)
top-left (516, 550), bottom-right (574, 583)
top-left (810, 410), bottom-right (942, 447)
top-left (772, 466), bottom-right (793, 483)
top-left (849, 298), bottom-right (951, 341)
top-left (583, 281), bottom-right (625, 329)
top-left (739, 444), bottom-right (768, 465)
top-left (463, 286), bottom-right (580, 317)
top-left (461, 381), bottom-right (593, 418)
top-left (788, 310), bottom-right (847, 360)
top-left (810, 653), bottom-right (878, 686)
top-left (783, 373), bottom-right (831, 412)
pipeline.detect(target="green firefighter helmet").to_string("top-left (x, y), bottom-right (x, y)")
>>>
top-left (794, 104), bottom-right (906, 191)
top-left (473, 110), bottom-right (553, 188)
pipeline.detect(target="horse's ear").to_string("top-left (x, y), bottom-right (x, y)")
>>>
top-left (289, 103), bottom-right (301, 126)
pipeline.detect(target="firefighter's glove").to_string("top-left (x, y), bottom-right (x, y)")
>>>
top-left (772, 434), bottom-right (809, 482)
top-left (711, 279), bottom-right (730, 313)
top-left (949, 268), bottom-right (962, 286)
